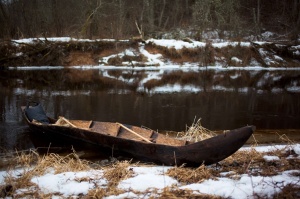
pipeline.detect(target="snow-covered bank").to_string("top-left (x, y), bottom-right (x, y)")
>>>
top-left (4, 37), bottom-right (300, 94)
top-left (4, 36), bottom-right (300, 68)
top-left (97, 38), bottom-right (300, 68)
top-left (0, 144), bottom-right (299, 198)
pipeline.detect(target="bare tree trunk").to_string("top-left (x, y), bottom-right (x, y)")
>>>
top-left (148, 0), bottom-right (155, 32)
top-left (117, 0), bottom-right (125, 38)
top-left (292, 0), bottom-right (300, 42)
top-left (173, 0), bottom-right (179, 28)
top-left (51, 0), bottom-right (61, 36)
top-left (142, 0), bottom-right (155, 34)
top-left (0, 2), bottom-right (9, 38)
top-left (257, 0), bottom-right (260, 25)
top-left (135, 20), bottom-right (144, 39)
top-left (252, 0), bottom-right (261, 38)
top-left (158, 0), bottom-right (166, 28)
top-left (21, 1), bottom-right (29, 36)
top-left (80, 0), bottom-right (102, 39)
top-left (257, 0), bottom-right (261, 35)
top-left (151, 0), bottom-right (155, 31)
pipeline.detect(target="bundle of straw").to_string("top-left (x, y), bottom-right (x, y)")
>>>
top-left (178, 118), bottom-right (216, 142)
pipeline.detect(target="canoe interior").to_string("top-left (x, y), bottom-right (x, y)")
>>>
top-left (49, 118), bottom-right (189, 147)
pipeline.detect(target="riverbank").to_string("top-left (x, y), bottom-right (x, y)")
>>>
top-left (1, 36), bottom-right (300, 198)
top-left (1, 37), bottom-right (300, 68)
top-left (0, 144), bottom-right (299, 198)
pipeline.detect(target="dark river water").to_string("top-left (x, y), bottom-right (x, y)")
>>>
top-left (1, 67), bottom-right (300, 154)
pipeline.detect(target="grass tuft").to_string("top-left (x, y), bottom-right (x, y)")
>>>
top-left (167, 164), bottom-right (218, 184)
top-left (159, 185), bottom-right (223, 199)
top-left (177, 118), bottom-right (216, 142)
top-left (3, 149), bottom-right (91, 198)
top-left (103, 160), bottom-right (134, 187)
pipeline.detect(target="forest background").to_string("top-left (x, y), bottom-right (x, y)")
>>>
top-left (0, 0), bottom-right (299, 41)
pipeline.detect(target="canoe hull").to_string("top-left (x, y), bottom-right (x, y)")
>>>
top-left (25, 120), bottom-right (254, 166)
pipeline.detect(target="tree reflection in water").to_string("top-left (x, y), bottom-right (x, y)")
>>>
top-left (0, 68), bottom-right (300, 152)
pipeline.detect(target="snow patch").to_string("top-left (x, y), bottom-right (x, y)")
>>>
top-left (231, 57), bottom-right (242, 64)
top-left (263, 155), bottom-right (280, 162)
top-left (31, 171), bottom-right (106, 197)
top-left (182, 171), bottom-right (299, 199)
top-left (118, 167), bottom-right (177, 192)
top-left (147, 38), bottom-right (206, 49)
top-left (139, 45), bottom-right (164, 66)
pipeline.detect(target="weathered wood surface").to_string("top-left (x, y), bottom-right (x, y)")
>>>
top-left (22, 109), bottom-right (255, 166)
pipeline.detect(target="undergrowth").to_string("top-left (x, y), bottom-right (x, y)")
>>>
top-left (0, 139), bottom-right (299, 198)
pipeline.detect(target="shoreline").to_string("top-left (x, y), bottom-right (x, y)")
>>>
top-left (1, 37), bottom-right (300, 68)
top-left (8, 65), bottom-right (300, 71)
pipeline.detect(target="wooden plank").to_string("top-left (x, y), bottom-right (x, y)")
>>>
top-left (116, 122), bottom-right (152, 143)
top-left (60, 117), bottom-right (77, 128)
top-left (90, 122), bottom-right (120, 136)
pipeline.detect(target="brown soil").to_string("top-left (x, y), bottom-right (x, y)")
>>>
top-left (98, 47), bottom-right (128, 57)
top-left (65, 51), bottom-right (97, 66)
top-left (1, 39), bottom-right (300, 68)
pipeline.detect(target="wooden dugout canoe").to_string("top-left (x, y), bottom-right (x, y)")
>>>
top-left (22, 103), bottom-right (255, 166)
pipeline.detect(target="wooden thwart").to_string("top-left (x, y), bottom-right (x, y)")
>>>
top-left (60, 117), bottom-right (77, 128)
top-left (116, 122), bottom-right (152, 143)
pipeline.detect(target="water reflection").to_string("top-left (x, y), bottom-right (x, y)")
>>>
top-left (1, 68), bottom-right (300, 152)
top-left (2, 68), bottom-right (300, 94)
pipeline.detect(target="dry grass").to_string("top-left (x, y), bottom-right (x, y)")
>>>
top-left (86, 160), bottom-right (134, 198)
top-left (167, 164), bottom-right (218, 184)
top-left (272, 183), bottom-right (300, 199)
top-left (219, 144), bottom-right (300, 178)
top-left (177, 118), bottom-right (216, 142)
top-left (65, 51), bottom-right (96, 66)
top-left (2, 149), bottom-right (91, 198)
top-left (220, 148), bottom-right (264, 176)
top-left (130, 185), bottom-right (223, 199)
top-left (86, 187), bottom-right (107, 199)
top-left (3, 151), bottom-right (135, 198)
top-left (2, 40), bottom-right (129, 67)
top-left (279, 133), bottom-right (296, 145)
top-left (108, 55), bottom-right (123, 65)
top-left (157, 185), bottom-right (223, 199)
top-left (165, 144), bottom-right (300, 198)
top-left (145, 42), bottom-right (216, 65)
top-left (1, 140), bottom-right (299, 198)
top-left (33, 151), bottom-right (90, 175)
top-left (103, 160), bottom-right (134, 187)
top-left (15, 149), bottom-right (39, 167)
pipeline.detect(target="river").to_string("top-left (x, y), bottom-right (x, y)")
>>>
top-left (1, 67), bottom-right (300, 155)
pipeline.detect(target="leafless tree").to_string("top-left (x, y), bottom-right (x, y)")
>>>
top-left (0, 0), bottom-right (298, 40)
